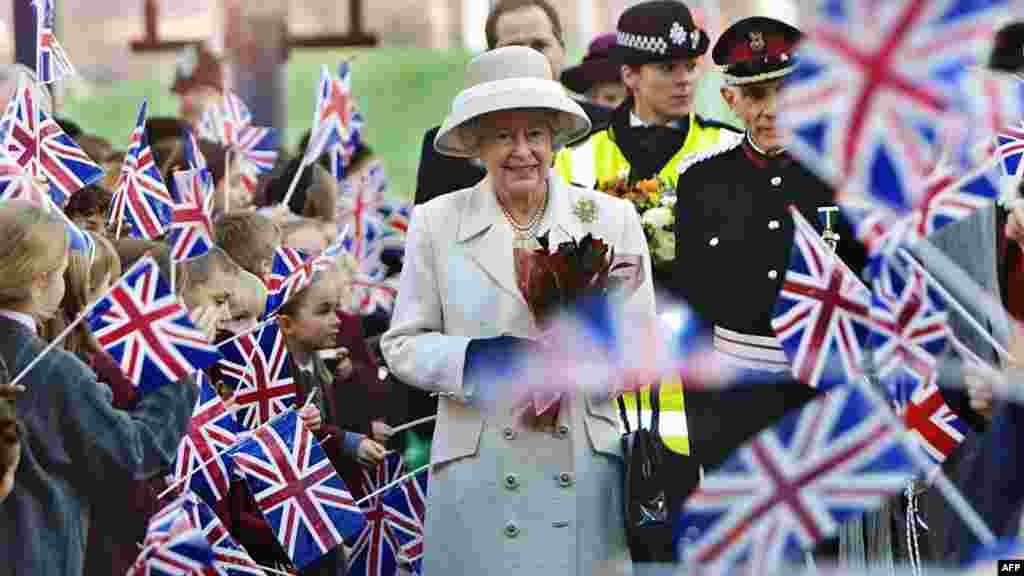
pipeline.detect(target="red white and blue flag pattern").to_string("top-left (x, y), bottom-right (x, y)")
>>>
top-left (129, 497), bottom-right (214, 576)
top-left (33, 0), bottom-right (75, 84)
top-left (772, 207), bottom-right (873, 390)
top-left (218, 322), bottom-right (296, 430)
top-left (868, 260), bottom-right (964, 464)
top-left (304, 64), bottom-right (355, 169)
top-left (89, 256), bottom-right (221, 394)
top-left (779, 0), bottom-right (1013, 214)
top-left (349, 269), bottom-right (398, 316)
top-left (4, 78), bottom-right (103, 206)
top-left (170, 373), bottom-right (241, 505)
top-left (380, 463), bottom-right (427, 574)
top-left (175, 491), bottom-right (264, 576)
top-left (997, 121), bottom-right (1024, 178)
top-left (233, 410), bottom-right (367, 570)
top-left (168, 167), bottom-right (215, 261)
top-left (677, 385), bottom-right (913, 575)
top-left (347, 452), bottom-right (405, 576)
top-left (109, 99), bottom-right (174, 240)
top-left (266, 246), bottom-right (318, 315)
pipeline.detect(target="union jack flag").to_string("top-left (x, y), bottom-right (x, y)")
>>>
top-left (997, 121), bottom-right (1024, 178)
top-left (772, 206), bottom-right (873, 390)
top-left (170, 373), bottom-right (241, 504)
top-left (3, 77), bottom-right (103, 206)
top-left (380, 463), bottom-right (427, 572)
top-left (109, 100), bottom-right (174, 240)
top-left (348, 452), bottom-right (405, 576)
top-left (199, 91), bottom-right (252, 148)
top-left (868, 262), bottom-right (963, 464)
top-left (846, 156), bottom-right (999, 286)
top-left (218, 322), bottom-right (296, 430)
top-left (174, 491), bottom-right (264, 576)
top-left (33, 0), bottom-right (75, 84)
top-left (327, 61), bottom-right (366, 180)
top-left (350, 270), bottom-right (398, 316)
top-left (130, 498), bottom-right (214, 576)
top-left (89, 256), bottom-right (221, 394)
top-left (0, 89), bottom-right (43, 206)
top-left (676, 385), bottom-right (913, 575)
top-left (265, 246), bottom-right (317, 315)
top-left (338, 172), bottom-right (386, 273)
top-left (234, 125), bottom-right (278, 175)
top-left (780, 0), bottom-right (1012, 213)
top-left (378, 199), bottom-right (409, 263)
top-left (181, 126), bottom-right (207, 171)
top-left (304, 65), bottom-right (355, 168)
top-left (168, 168), bottom-right (215, 261)
top-left (233, 410), bottom-right (367, 569)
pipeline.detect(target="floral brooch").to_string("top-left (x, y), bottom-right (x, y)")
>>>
top-left (573, 198), bottom-right (597, 224)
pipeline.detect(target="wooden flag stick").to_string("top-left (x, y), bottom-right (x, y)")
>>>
top-left (389, 415), bottom-right (437, 436)
top-left (898, 248), bottom-right (1016, 363)
top-left (224, 148), bottom-right (231, 213)
top-left (280, 159), bottom-right (307, 209)
top-left (355, 462), bottom-right (431, 507)
top-left (217, 315), bottom-right (278, 349)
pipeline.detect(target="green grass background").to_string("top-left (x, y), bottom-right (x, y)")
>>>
top-left (62, 47), bottom-right (741, 202)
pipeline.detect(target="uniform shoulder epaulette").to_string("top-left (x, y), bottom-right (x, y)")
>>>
top-left (677, 130), bottom-right (744, 176)
top-left (694, 114), bottom-right (743, 134)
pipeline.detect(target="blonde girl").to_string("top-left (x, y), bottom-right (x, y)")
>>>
top-left (0, 202), bottom-right (198, 576)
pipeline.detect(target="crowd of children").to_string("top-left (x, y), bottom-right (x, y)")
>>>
top-left (0, 60), bottom-right (406, 574)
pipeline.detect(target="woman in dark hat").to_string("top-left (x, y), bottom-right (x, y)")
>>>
top-left (561, 33), bottom-right (627, 110)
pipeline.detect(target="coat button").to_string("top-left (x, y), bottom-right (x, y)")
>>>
top-left (768, 270), bottom-right (779, 280)
top-left (708, 236), bottom-right (719, 247)
top-left (557, 472), bottom-right (575, 488)
top-left (504, 473), bottom-right (520, 490)
top-left (556, 424), bottom-right (570, 437)
top-left (377, 366), bottom-right (389, 381)
top-left (502, 427), bottom-right (516, 441)
top-left (504, 521), bottom-right (520, 538)
top-left (768, 220), bottom-right (780, 230)
top-left (771, 176), bottom-right (782, 186)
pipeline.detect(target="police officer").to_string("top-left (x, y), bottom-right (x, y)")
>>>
top-left (673, 17), bottom-right (865, 473)
top-left (555, 0), bottom-right (741, 191)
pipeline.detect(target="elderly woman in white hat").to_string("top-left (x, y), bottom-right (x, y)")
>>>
top-left (382, 46), bottom-right (654, 575)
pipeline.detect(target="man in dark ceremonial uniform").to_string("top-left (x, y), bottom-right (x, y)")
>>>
top-left (673, 17), bottom-right (865, 474)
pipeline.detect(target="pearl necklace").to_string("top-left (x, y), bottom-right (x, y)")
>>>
top-left (498, 189), bottom-right (548, 239)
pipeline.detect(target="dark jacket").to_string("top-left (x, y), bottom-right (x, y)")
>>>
top-left (0, 316), bottom-right (197, 576)
top-left (672, 136), bottom-right (866, 471)
top-left (413, 98), bottom-right (613, 206)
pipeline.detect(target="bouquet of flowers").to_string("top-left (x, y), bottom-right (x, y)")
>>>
top-left (513, 231), bottom-right (640, 418)
top-left (597, 176), bottom-right (677, 267)
top-left (514, 231), bottom-right (637, 328)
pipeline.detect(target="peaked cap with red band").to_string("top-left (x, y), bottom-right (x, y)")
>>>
top-left (712, 16), bottom-right (801, 86)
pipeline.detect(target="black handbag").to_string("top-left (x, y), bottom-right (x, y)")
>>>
top-left (619, 382), bottom-right (675, 562)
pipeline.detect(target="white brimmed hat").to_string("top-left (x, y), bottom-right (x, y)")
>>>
top-left (434, 46), bottom-right (591, 158)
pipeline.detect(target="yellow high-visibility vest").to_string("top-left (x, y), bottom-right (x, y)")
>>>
top-left (557, 113), bottom-right (741, 455)
top-left (555, 112), bottom-right (735, 191)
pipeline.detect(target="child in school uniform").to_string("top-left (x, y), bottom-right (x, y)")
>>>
top-left (0, 202), bottom-right (199, 576)
top-left (274, 254), bottom-right (387, 575)
top-left (214, 211), bottom-right (281, 282)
